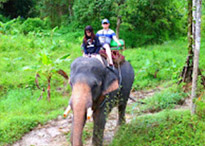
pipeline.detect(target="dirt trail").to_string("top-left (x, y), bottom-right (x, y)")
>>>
top-left (13, 87), bottom-right (189, 146)
top-left (13, 115), bottom-right (72, 146)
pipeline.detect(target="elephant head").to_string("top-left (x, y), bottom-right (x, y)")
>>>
top-left (68, 57), bottom-right (119, 146)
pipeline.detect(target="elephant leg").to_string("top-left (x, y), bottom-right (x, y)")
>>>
top-left (92, 108), bottom-right (106, 146)
top-left (118, 102), bottom-right (127, 125)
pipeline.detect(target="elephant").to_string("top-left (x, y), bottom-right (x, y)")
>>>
top-left (68, 56), bottom-right (134, 146)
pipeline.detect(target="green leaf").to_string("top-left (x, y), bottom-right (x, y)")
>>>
top-left (59, 53), bottom-right (70, 60)
top-left (52, 26), bottom-right (59, 33)
top-left (55, 53), bottom-right (70, 64)
top-left (41, 52), bottom-right (52, 65)
top-left (22, 66), bottom-right (32, 71)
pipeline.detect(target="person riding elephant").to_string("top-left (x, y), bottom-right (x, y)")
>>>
top-left (82, 25), bottom-right (104, 65)
top-left (96, 18), bottom-right (121, 68)
top-left (67, 56), bottom-right (134, 146)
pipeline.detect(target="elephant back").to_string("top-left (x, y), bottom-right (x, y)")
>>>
top-left (71, 57), bottom-right (105, 74)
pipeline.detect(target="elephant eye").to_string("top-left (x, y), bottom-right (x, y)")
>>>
top-left (92, 83), bottom-right (97, 89)
top-left (91, 82), bottom-right (99, 90)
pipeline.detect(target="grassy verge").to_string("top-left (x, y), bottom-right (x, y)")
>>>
top-left (110, 109), bottom-right (204, 146)
top-left (0, 32), bottom-right (82, 145)
top-left (124, 37), bottom-right (205, 90)
top-left (112, 84), bottom-right (205, 146)
top-left (126, 84), bottom-right (189, 115)
top-left (0, 89), bottom-right (68, 145)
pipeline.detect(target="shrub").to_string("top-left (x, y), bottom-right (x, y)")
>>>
top-left (21, 17), bottom-right (50, 34)
top-left (0, 14), bottom-right (9, 22)
top-left (0, 17), bottom-right (23, 34)
top-left (120, 0), bottom-right (187, 47)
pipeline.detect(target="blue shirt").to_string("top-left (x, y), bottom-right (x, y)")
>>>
top-left (96, 29), bottom-right (116, 45)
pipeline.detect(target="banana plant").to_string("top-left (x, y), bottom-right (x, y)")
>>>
top-left (23, 50), bottom-right (70, 101)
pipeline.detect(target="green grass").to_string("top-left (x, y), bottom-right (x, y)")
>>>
top-left (0, 32), bottom-right (82, 145)
top-left (110, 110), bottom-right (205, 146)
top-left (0, 89), bottom-right (68, 145)
top-left (124, 37), bottom-right (205, 89)
top-left (0, 25), bottom-right (204, 145)
top-left (112, 85), bottom-right (205, 146)
top-left (126, 84), bottom-right (189, 115)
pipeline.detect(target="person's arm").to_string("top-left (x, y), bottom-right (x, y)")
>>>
top-left (95, 36), bottom-right (101, 54)
top-left (96, 32), bottom-right (99, 37)
top-left (112, 35), bottom-right (121, 46)
top-left (82, 40), bottom-right (88, 54)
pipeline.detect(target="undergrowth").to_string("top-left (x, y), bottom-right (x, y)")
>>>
top-left (126, 84), bottom-right (189, 115)
top-left (111, 110), bottom-right (204, 146)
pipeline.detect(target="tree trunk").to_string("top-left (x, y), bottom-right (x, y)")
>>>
top-left (116, 0), bottom-right (125, 39)
top-left (179, 0), bottom-right (194, 84)
top-left (47, 75), bottom-right (51, 101)
top-left (192, 0), bottom-right (196, 44)
top-left (191, 0), bottom-right (202, 115)
top-left (116, 16), bottom-right (121, 39)
top-left (68, 0), bottom-right (74, 17)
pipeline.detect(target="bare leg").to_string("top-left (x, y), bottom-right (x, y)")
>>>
top-left (103, 44), bottom-right (113, 65)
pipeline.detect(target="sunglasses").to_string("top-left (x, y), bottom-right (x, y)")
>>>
top-left (103, 22), bottom-right (108, 24)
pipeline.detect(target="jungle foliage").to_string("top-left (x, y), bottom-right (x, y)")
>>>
top-left (0, 0), bottom-right (187, 47)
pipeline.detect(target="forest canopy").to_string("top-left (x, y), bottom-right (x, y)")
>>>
top-left (0, 0), bottom-right (191, 47)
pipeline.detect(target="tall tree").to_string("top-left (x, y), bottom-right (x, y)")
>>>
top-left (115, 0), bottom-right (126, 39)
top-left (68, 0), bottom-right (74, 17)
top-left (179, 0), bottom-right (194, 84)
top-left (179, 0), bottom-right (205, 86)
top-left (191, 0), bottom-right (202, 115)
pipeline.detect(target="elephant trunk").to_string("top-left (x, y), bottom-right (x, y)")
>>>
top-left (70, 83), bottom-right (92, 146)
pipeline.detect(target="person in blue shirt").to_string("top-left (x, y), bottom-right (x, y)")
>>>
top-left (96, 19), bottom-right (121, 67)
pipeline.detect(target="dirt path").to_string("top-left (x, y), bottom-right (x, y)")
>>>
top-left (13, 87), bottom-right (174, 146)
top-left (13, 115), bottom-right (72, 146)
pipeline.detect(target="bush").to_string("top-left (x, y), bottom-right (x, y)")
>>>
top-left (0, 17), bottom-right (23, 34)
top-left (21, 17), bottom-right (50, 34)
top-left (72, 0), bottom-right (119, 31)
top-left (120, 0), bottom-right (187, 47)
top-left (195, 93), bottom-right (205, 120)
top-left (0, 14), bottom-right (9, 23)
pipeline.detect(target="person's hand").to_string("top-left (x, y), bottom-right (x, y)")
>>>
top-left (118, 43), bottom-right (122, 47)
top-left (83, 53), bottom-right (88, 57)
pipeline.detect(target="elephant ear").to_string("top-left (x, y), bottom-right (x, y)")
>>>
top-left (102, 69), bottom-right (119, 95)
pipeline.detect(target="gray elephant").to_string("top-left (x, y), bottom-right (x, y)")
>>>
top-left (67, 56), bottom-right (134, 146)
